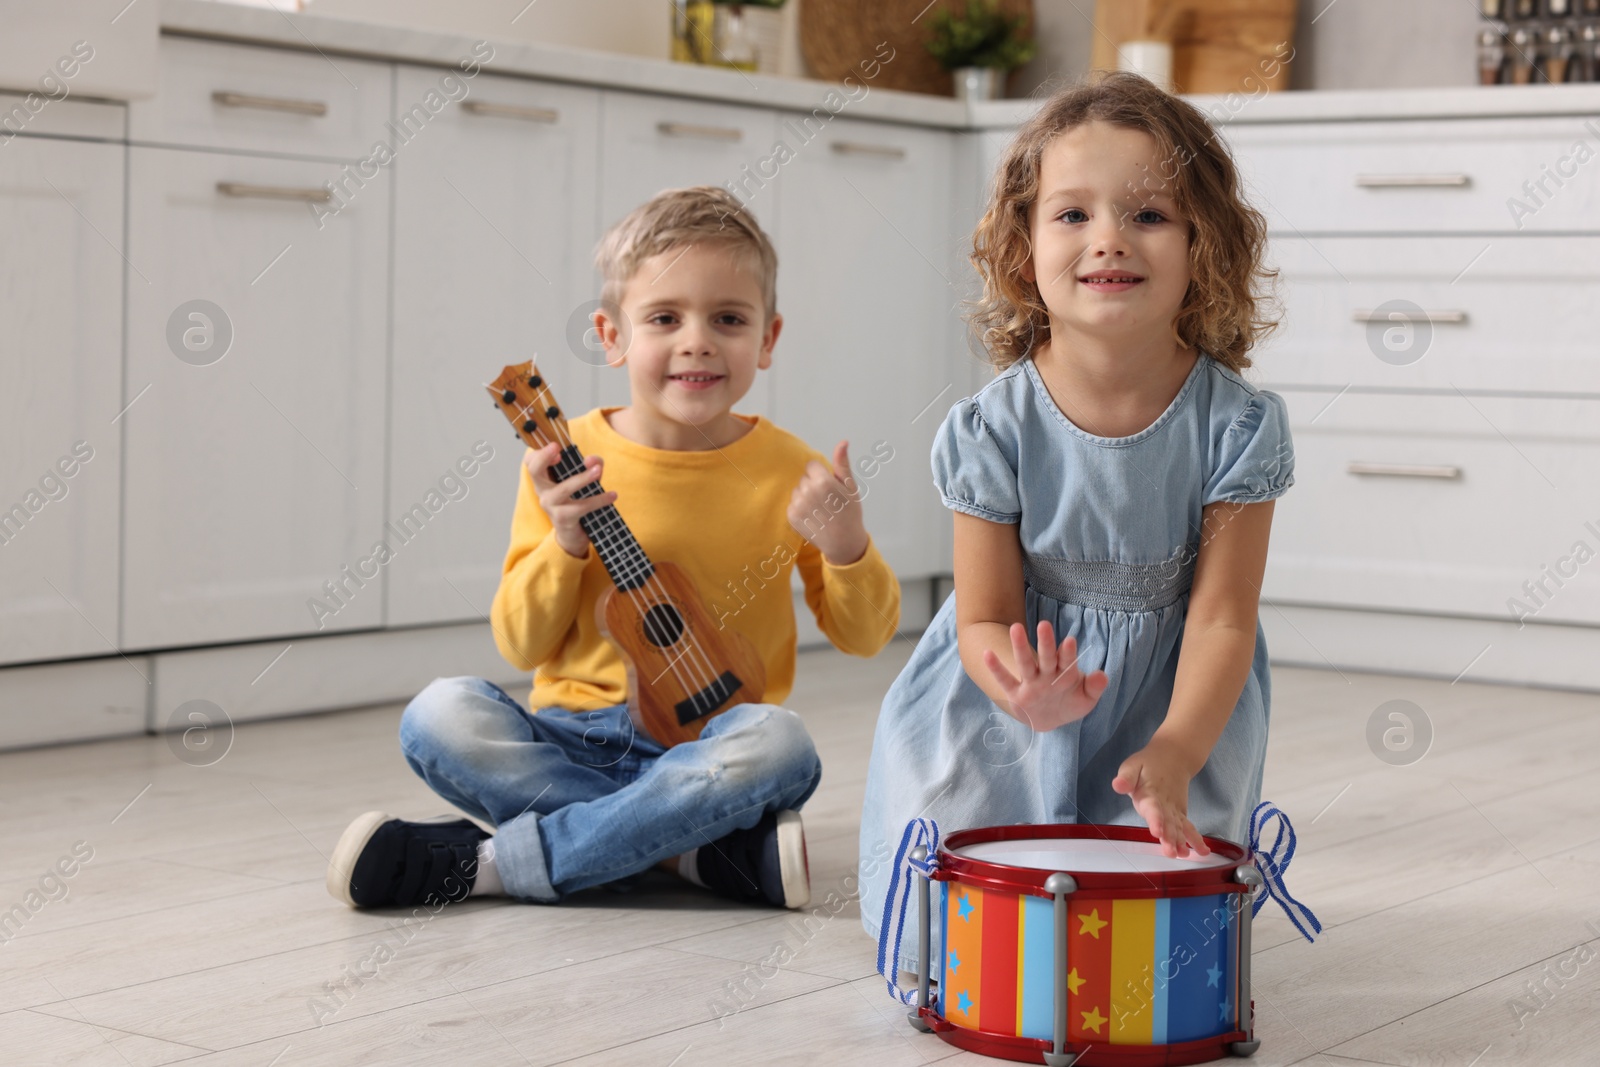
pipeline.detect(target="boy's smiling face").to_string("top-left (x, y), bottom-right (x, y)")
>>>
top-left (596, 241), bottom-right (780, 447)
top-left (1026, 121), bottom-right (1192, 344)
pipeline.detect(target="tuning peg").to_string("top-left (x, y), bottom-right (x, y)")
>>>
top-left (501, 389), bottom-right (516, 404)
top-left (522, 420), bottom-right (536, 434)
top-left (528, 375), bottom-right (543, 388)
top-left (546, 406), bottom-right (559, 418)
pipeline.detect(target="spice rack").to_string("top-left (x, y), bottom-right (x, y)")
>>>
top-left (1479, 0), bottom-right (1600, 83)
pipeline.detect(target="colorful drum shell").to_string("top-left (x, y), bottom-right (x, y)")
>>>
top-left (925, 823), bottom-right (1253, 1066)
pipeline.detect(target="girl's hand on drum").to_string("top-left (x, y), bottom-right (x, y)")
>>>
top-left (982, 620), bottom-right (1109, 732)
top-left (1112, 740), bottom-right (1212, 860)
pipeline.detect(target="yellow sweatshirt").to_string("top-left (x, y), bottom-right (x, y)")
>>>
top-left (489, 407), bottom-right (902, 712)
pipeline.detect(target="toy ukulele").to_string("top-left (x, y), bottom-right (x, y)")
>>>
top-left (487, 361), bottom-right (766, 748)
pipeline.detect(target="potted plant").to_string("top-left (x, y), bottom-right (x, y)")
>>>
top-left (925, 0), bottom-right (1037, 101)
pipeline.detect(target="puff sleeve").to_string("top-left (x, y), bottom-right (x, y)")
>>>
top-left (1202, 390), bottom-right (1296, 506)
top-left (931, 399), bottom-right (1022, 524)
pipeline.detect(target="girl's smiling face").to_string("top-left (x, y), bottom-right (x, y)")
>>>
top-left (1027, 121), bottom-right (1192, 344)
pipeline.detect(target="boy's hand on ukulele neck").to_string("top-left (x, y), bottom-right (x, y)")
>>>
top-left (525, 443), bottom-right (617, 560)
top-left (787, 440), bottom-right (869, 566)
top-left (983, 620), bottom-right (1108, 733)
top-left (1112, 736), bottom-right (1212, 860)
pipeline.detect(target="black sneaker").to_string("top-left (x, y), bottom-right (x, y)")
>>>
top-left (694, 809), bottom-right (810, 909)
top-left (326, 811), bottom-right (488, 908)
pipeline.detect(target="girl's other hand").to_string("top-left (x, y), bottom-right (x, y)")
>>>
top-left (1111, 738), bottom-right (1212, 859)
top-left (982, 620), bottom-right (1108, 732)
top-left (524, 443), bottom-right (616, 560)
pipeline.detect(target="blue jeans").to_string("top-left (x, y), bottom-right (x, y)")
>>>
top-left (399, 677), bottom-right (823, 903)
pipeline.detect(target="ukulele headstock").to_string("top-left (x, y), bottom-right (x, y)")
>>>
top-left (488, 361), bottom-right (568, 453)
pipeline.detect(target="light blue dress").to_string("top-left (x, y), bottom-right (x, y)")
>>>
top-left (858, 352), bottom-right (1295, 968)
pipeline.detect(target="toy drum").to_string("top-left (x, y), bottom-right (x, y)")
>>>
top-left (905, 824), bottom-right (1262, 1067)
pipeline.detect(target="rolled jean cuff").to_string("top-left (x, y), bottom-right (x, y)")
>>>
top-left (492, 811), bottom-right (559, 904)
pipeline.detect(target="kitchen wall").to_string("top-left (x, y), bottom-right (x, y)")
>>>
top-left (306, 0), bottom-right (1479, 94)
top-left (306, 0), bottom-right (808, 76)
top-left (1013, 0), bottom-right (1481, 96)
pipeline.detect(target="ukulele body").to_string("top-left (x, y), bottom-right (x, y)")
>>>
top-left (595, 560), bottom-right (767, 747)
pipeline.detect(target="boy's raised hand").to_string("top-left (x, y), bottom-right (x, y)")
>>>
top-left (983, 619), bottom-right (1109, 732)
top-left (788, 440), bottom-right (869, 566)
top-left (1112, 738), bottom-right (1212, 860)
top-left (524, 442), bottom-right (617, 560)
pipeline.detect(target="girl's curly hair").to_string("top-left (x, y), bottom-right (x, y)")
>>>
top-left (969, 70), bottom-right (1279, 373)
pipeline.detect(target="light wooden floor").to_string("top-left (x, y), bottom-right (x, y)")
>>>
top-left (4, 640), bottom-right (1599, 1066)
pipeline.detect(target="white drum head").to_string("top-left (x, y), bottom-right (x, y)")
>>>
top-left (953, 836), bottom-right (1236, 873)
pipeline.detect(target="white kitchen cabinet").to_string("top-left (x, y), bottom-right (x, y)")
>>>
top-left (0, 134), bottom-right (125, 666)
top-left (388, 68), bottom-right (601, 627)
top-left (1265, 391), bottom-right (1600, 624)
top-left (773, 116), bottom-right (959, 579)
top-left (1254, 235), bottom-right (1600, 394)
top-left (122, 146), bottom-right (389, 649)
top-left (596, 90), bottom-right (780, 413)
top-left (129, 36), bottom-right (392, 159)
top-left (1223, 115), bottom-right (1600, 235)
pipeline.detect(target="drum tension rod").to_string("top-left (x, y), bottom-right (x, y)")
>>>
top-left (1043, 872), bottom-right (1081, 1067)
top-left (1230, 864), bottom-right (1264, 1058)
top-left (908, 846), bottom-right (934, 1033)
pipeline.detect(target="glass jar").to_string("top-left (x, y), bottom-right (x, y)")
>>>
top-left (713, 4), bottom-right (759, 72)
top-left (1479, 0), bottom-right (1510, 84)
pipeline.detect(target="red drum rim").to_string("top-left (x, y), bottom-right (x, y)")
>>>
top-left (936, 823), bottom-right (1251, 899)
top-left (918, 1006), bottom-right (1250, 1067)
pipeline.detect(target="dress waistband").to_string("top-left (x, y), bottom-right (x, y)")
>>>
top-left (1023, 546), bottom-right (1197, 613)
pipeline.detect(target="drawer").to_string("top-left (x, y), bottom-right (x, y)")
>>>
top-left (1252, 235), bottom-right (1600, 394)
top-left (0, 92), bottom-right (124, 141)
top-left (1224, 116), bottom-right (1600, 235)
top-left (1263, 391), bottom-right (1600, 625)
top-left (129, 36), bottom-right (390, 158)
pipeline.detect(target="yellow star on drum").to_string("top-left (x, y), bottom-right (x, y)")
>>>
top-left (1076, 907), bottom-right (1108, 938)
top-left (1066, 967), bottom-right (1085, 995)
top-left (1080, 1006), bottom-right (1107, 1034)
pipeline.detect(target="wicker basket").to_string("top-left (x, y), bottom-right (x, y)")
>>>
top-left (800, 0), bottom-right (1036, 97)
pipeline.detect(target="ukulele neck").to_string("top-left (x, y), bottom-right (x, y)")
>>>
top-left (550, 444), bottom-right (656, 591)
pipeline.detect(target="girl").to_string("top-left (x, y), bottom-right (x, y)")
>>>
top-left (859, 71), bottom-right (1292, 970)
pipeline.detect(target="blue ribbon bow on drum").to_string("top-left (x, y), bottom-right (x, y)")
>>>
top-left (877, 804), bottom-right (1321, 1060)
top-left (1246, 801), bottom-right (1322, 942)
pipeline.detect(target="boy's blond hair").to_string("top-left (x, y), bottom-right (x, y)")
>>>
top-left (970, 70), bottom-right (1279, 373)
top-left (595, 186), bottom-right (779, 319)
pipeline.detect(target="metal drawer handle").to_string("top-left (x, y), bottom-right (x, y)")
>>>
top-left (462, 100), bottom-right (559, 123)
top-left (656, 121), bottom-right (742, 142)
top-left (1355, 173), bottom-right (1471, 188)
top-left (212, 90), bottom-right (328, 117)
top-left (1351, 309), bottom-right (1468, 324)
top-left (831, 141), bottom-right (907, 160)
top-left (217, 181), bottom-right (332, 203)
top-left (1347, 462), bottom-right (1462, 480)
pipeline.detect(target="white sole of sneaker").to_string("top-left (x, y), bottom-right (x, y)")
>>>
top-left (774, 809), bottom-right (810, 909)
top-left (326, 810), bottom-right (393, 907)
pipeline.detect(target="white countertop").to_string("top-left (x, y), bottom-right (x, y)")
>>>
top-left (161, 0), bottom-right (1600, 128)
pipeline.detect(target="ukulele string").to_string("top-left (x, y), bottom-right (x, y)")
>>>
top-left (512, 380), bottom-right (725, 705)
top-left (521, 383), bottom-right (727, 702)
top-left (528, 398), bottom-right (724, 704)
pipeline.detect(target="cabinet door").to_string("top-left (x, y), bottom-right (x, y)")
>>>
top-left (773, 117), bottom-right (959, 579)
top-left (122, 148), bottom-right (388, 649)
top-left (1265, 391), bottom-right (1600, 623)
top-left (597, 90), bottom-right (779, 412)
top-left (0, 136), bottom-right (124, 666)
top-left (388, 69), bottom-right (601, 627)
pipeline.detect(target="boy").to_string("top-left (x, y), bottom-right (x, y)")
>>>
top-left (327, 186), bottom-right (901, 910)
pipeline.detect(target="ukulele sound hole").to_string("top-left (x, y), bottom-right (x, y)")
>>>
top-left (642, 603), bottom-right (686, 649)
